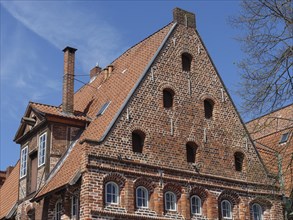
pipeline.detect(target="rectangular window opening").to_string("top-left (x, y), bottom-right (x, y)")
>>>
top-left (96, 101), bottom-right (111, 117)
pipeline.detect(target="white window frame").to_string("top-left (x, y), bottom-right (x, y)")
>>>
top-left (221, 200), bottom-right (232, 219)
top-left (105, 182), bottom-right (119, 205)
top-left (20, 146), bottom-right (28, 178)
top-left (136, 186), bottom-right (149, 208)
top-left (38, 132), bottom-right (47, 167)
top-left (71, 195), bottom-right (79, 220)
top-left (55, 200), bottom-right (62, 220)
top-left (190, 195), bottom-right (202, 215)
top-left (165, 191), bottom-right (177, 211)
top-left (252, 203), bottom-right (263, 220)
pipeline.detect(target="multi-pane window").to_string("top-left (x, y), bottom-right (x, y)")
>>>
top-left (165, 191), bottom-right (176, 211)
top-left (221, 200), bottom-right (232, 219)
top-left (71, 195), bottom-right (79, 220)
top-left (190, 195), bottom-right (201, 215)
top-left (20, 146), bottom-right (28, 178)
top-left (55, 200), bottom-right (62, 220)
top-left (38, 133), bottom-right (47, 167)
top-left (105, 182), bottom-right (119, 204)
top-left (136, 186), bottom-right (148, 208)
top-left (252, 203), bottom-right (263, 220)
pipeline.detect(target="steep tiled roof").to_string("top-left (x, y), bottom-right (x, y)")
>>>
top-left (0, 161), bottom-right (19, 219)
top-left (34, 22), bottom-right (174, 199)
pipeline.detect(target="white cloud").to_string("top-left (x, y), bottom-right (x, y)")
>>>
top-left (1, 1), bottom-right (123, 70)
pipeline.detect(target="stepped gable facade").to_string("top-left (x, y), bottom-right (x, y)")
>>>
top-left (0, 8), bottom-right (285, 220)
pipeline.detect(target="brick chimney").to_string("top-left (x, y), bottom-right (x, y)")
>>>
top-left (173, 8), bottom-right (196, 28)
top-left (62, 46), bottom-right (77, 114)
top-left (90, 65), bottom-right (102, 80)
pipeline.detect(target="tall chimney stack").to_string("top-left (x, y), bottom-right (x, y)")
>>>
top-left (62, 46), bottom-right (77, 114)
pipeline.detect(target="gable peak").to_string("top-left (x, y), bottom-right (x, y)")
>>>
top-left (173, 7), bottom-right (196, 28)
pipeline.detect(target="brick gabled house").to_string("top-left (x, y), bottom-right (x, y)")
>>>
top-left (0, 8), bottom-right (286, 220)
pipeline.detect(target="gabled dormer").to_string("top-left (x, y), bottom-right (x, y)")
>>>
top-left (14, 47), bottom-right (91, 200)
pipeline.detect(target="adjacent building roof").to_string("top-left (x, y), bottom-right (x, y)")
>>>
top-left (0, 161), bottom-right (19, 219)
top-left (34, 22), bottom-right (174, 200)
top-left (246, 104), bottom-right (293, 197)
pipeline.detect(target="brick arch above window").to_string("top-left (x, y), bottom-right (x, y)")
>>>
top-left (158, 82), bottom-right (179, 95)
top-left (103, 173), bottom-right (126, 189)
top-left (250, 198), bottom-right (272, 210)
top-left (163, 183), bottom-right (182, 200)
top-left (199, 94), bottom-right (218, 105)
top-left (134, 177), bottom-right (156, 193)
top-left (189, 186), bottom-right (208, 201)
top-left (218, 190), bottom-right (240, 206)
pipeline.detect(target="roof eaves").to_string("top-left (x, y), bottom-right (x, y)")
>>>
top-left (5, 202), bottom-right (18, 219)
top-left (98, 22), bottom-right (177, 143)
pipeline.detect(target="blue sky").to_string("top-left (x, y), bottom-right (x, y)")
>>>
top-left (0, 1), bottom-right (244, 170)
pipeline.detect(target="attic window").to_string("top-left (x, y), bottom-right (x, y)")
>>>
top-left (280, 132), bottom-right (290, 144)
top-left (163, 89), bottom-right (174, 108)
top-left (96, 101), bottom-right (111, 117)
top-left (234, 152), bottom-right (244, 172)
top-left (182, 53), bottom-right (192, 72)
top-left (132, 130), bottom-right (145, 153)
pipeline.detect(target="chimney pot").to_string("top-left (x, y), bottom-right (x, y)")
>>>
top-left (104, 67), bottom-right (109, 80)
top-left (62, 46), bottom-right (77, 114)
top-left (90, 66), bottom-right (102, 79)
top-left (108, 65), bottom-right (114, 75)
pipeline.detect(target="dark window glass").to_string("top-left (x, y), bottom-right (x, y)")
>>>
top-left (280, 132), bottom-right (290, 143)
top-left (163, 89), bottom-right (174, 108)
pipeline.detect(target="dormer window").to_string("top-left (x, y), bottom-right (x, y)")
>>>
top-left (182, 53), bottom-right (192, 72)
top-left (163, 89), bottom-right (174, 109)
top-left (38, 133), bottom-right (47, 167)
top-left (279, 132), bottom-right (290, 144)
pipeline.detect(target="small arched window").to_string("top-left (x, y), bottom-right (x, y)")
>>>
top-left (105, 182), bottom-right (119, 205)
top-left (186, 142), bottom-right (198, 163)
top-left (252, 203), bottom-right (263, 220)
top-left (132, 130), bottom-right (145, 153)
top-left (234, 152), bottom-right (244, 172)
top-left (221, 200), bottom-right (232, 219)
top-left (163, 89), bottom-right (174, 108)
top-left (136, 186), bottom-right (149, 208)
top-left (182, 53), bottom-right (192, 72)
top-left (191, 195), bottom-right (202, 215)
top-left (165, 191), bottom-right (177, 211)
top-left (55, 200), bottom-right (62, 220)
top-left (204, 99), bottom-right (214, 119)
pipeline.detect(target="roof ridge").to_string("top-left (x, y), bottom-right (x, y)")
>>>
top-left (246, 103), bottom-right (293, 124)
